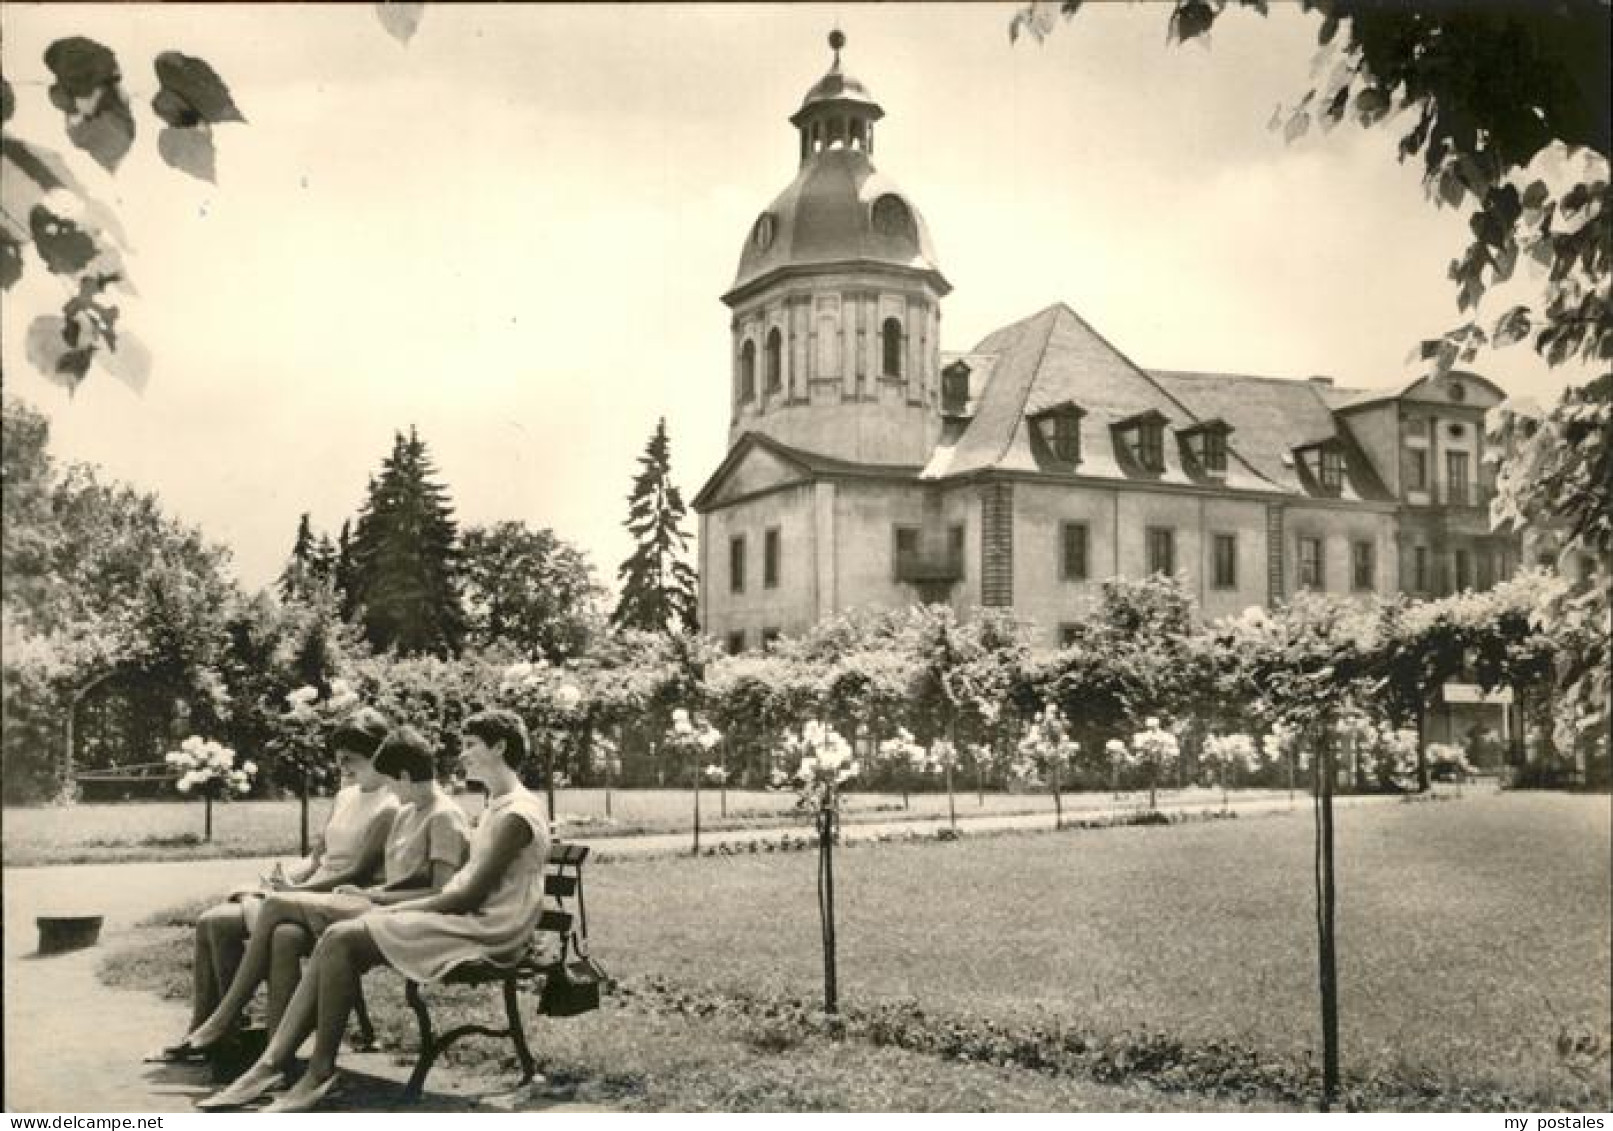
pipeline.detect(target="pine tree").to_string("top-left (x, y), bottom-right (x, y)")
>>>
top-left (612, 417), bottom-right (699, 633)
top-left (309, 533), bottom-right (337, 589)
top-left (349, 428), bottom-right (465, 655)
top-left (277, 513), bottom-right (317, 602)
top-left (333, 519), bottom-right (358, 622)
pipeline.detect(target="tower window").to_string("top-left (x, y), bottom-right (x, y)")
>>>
top-left (729, 535), bottom-right (746, 594)
top-left (764, 528), bottom-right (780, 589)
top-left (881, 318), bottom-right (903, 378)
top-left (740, 340), bottom-right (756, 403)
top-left (765, 328), bottom-right (783, 393)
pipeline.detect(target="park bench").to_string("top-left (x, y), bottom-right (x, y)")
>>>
top-left (380, 841), bottom-right (594, 1100)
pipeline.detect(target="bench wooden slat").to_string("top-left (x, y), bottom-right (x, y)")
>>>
top-left (544, 874), bottom-right (577, 898)
top-left (547, 843), bottom-right (589, 865)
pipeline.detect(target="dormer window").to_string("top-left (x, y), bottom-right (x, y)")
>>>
top-left (1319, 446), bottom-right (1344, 492)
top-left (941, 362), bottom-right (971, 416)
top-left (1030, 403), bottom-right (1086, 467)
top-left (1295, 440), bottom-right (1346, 496)
top-left (1114, 410), bottom-right (1167, 474)
top-left (1179, 419), bottom-right (1232, 478)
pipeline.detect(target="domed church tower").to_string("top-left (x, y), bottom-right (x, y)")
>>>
top-left (723, 31), bottom-right (951, 466)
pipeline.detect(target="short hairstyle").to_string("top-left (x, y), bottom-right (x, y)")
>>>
top-left (462, 709), bottom-right (529, 769)
top-left (330, 707), bottom-right (389, 759)
top-left (373, 726), bottom-right (436, 782)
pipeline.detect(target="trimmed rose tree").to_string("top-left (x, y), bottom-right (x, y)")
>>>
top-left (772, 720), bottom-right (858, 1015)
top-left (167, 735), bottom-right (254, 842)
top-left (1201, 732), bottom-right (1259, 810)
top-left (1012, 704), bottom-right (1078, 829)
top-left (665, 707), bottom-right (722, 855)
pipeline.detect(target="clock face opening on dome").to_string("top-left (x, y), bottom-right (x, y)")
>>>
top-left (871, 194), bottom-right (915, 240)
top-left (752, 213), bottom-right (776, 251)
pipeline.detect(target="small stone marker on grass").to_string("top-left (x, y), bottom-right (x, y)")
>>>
top-left (36, 913), bottom-right (103, 955)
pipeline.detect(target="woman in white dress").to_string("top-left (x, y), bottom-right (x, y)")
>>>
top-left (181, 727), bottom-right (470, 1063)
top-left (204, 709), bottom-right (551, 1112)
top-left (149, 708), bottom-right (398, 1064)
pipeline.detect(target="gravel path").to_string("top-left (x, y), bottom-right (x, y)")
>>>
top-left (2, 790), bottom-right (1408, 1111)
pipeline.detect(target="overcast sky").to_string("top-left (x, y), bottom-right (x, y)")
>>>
top-left (1, 2), bottom-right (1592, 593)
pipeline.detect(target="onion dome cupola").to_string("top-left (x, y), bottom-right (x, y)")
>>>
top-left (722, 32), bottom-right (950, 467)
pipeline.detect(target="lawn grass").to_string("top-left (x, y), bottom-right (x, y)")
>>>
top-left (3, 786), bottom-right (1290, 866)
top-left (99, 791), bottom-right (1610, 1110)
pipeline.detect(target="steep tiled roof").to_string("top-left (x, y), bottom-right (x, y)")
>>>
top-left (1150, 369), bottom-right (1392, 501)
top-left (924, 303), bottom-right (1273, 492)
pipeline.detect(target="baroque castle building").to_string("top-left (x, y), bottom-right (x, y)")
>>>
top-left (693, 36), bottom-right (1522, 674)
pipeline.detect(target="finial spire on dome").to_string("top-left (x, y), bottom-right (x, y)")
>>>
top-left (829, 28), bottom-right (845, 70)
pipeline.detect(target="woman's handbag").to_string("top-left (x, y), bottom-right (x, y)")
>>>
top-left (537, 860), bottom-right (607, 1017)
top-left (537, 943), bottom-right (607, 1017)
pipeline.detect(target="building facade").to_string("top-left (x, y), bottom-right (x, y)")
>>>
top-left (694, 37), bottom-right (1522, 669)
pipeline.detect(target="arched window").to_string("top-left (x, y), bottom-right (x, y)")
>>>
top-left (765, 328), bottom-right (783, 392)
top-left (739, 340), bottom-right (756, 403)
top-left (881, 317), bottom-right (903, 378)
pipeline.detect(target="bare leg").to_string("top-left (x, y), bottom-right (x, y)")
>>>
top-left (187, 895), bottom-right (298, 1044)
top-left (283, 921), bottom-right (383, 1099)
top-left (265, 923), bottom-right (312, 1033)
top-left (190, 904), bottom-right (244, 1030)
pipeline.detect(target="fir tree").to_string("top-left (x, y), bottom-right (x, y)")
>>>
top-left (349, 428), bottom-right (465, 655)
top-left (309, 533), bottom-right (337, 588)
top-left (612, 417), bottom-right (699, 633)
top-left (333, 519), bottom-right (358, 622)
top-left (276, 513), bottom-right (317, 602)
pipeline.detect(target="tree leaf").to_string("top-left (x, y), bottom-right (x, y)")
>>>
top-left (1283, 109), bottom-right (1310, 144)
top-left (1491, 305), bottom-right (1532, 349)
top-left (43, 37), bottom-right (119, 101)
top-left (28, 205), bottom-right (99, 274)
top-left (65, 87), bottom-right (136, 173)
top-left (43, 38), bottom-right (136, 172)
top-left (375, 2), bottom-right (426, 45)
top-left (1168, 0), bottom-right (1216, 43)
top-left (24, 314), bottom-right (93, 391)
top-left (152, 52), bottom-right (245, 125)
top-left (102, 328), bottom-right (152, 394)
top-left (0, 227), bottom-right (22, 290)
top-left (1, 78), bottom-right (14, 125)
top-left (1354, 86), bottom-right (1391, 127)
top-left (157, 126), bottom-right (216, 183)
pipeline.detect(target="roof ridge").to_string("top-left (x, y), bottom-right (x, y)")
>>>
top-left (1151, 367), bottom-right (1378, 397)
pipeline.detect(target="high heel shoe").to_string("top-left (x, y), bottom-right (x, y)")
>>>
top-left (194, 1065), bottom-right (286, 1110)
top-left (263, 1072), bottom-right (339, 1113)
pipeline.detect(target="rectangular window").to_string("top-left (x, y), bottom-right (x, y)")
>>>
top-left (1352, 540), bottom-right (1375, 591)
top-left (1061, 522), bottom-right (1089, 581)
top-left (1052, 414), bottom-right (1082, 463)
top-left (1202, 430), bottom-right (1227, 474)
top-left (1413, 546), bottom-right (1429, 592)
top-left (1299, 536), bottom-right (1324, 590)
top-left (760, 627), bottom-right (780, 650)
top-left (1407, 449), bottom-right (1428, 492)
top-left (725, 631), bottom-right (746, 655)
top-left (1212, 533), bottom-right (1237, 589)
top-left (1319, 448), bottom-right (1344, 493)
top-left (1446, 451), bottom-right (1470, 505)
top-left (729, 535), bottom-right (746, 594)
top-left (1146, 526), bottom-right (1175, 577)
top-left (1454, 548), bottom-right (1472, 592)
top-left (763, 528), bottom-right (780, 589)
top-left (1477, 550), bottom-right (1494, 591)
top-left (1137, 423), bottom-right (1164, 472)
top-left (947, 524), bottom-right (965, 576)
top-left (892, 526), bottom-right (919, 580)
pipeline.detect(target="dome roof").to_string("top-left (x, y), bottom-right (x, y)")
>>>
top-left (790, 68), bottom-right (883, 126)
top-left (726, 148), bottom-right (949, 302)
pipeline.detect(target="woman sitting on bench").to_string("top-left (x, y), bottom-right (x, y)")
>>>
top-left (149, 707), bottom-right (398, 1064)
top-left (180, 726), bottom-right (470, 1067)
top-left (202, 708), bottom-right (551, 1112)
